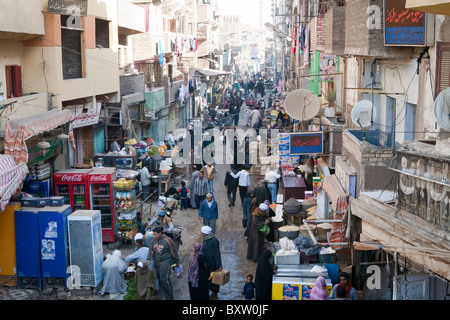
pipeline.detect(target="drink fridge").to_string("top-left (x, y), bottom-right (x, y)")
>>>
top-left (88, 168), bottom-right (117, 243)
top-left (38, 205), bottom-right (72, 288)
top-left (54, 169), bottom-right (93, 211)
top-left (15, 207), bottom-right (42, 289)
top-left (67, 210), bottom-right (103, 288)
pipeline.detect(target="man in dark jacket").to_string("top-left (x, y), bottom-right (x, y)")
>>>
top-left (224, 167), bottom-right (239, 207)
top-left (147, 226), bottom-right (179, 300)
top-left (201, 226), bottom-right (223, 298)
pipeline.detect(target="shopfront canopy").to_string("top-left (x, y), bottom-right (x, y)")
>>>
top-left (194, 68), bottom-right (231, 77)
top-left (4, 109), bottom-right (75, 164)
top-left (0, 154), bottom-right (29, 212)
top-left (321, 174), bottom-right (348, 250)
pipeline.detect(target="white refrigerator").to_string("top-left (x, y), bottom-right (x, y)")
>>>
top-left (67, 210), bottom-right (103, 288)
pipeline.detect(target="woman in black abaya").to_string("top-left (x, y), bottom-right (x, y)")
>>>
top-left (255, 249), bottom-right (276, 300)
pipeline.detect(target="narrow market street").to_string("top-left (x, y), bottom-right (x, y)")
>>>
top-left (2, 0), bottom-right (450, 307)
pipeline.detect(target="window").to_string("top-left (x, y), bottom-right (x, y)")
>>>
top-left (96, 19), bottom-right (110, 49)
top-left (61, 15), bottom-right (83, 80)
top-left (5, 65), bottom-right (22, 99)
top-left (435, 41), bottom-right (450, 99)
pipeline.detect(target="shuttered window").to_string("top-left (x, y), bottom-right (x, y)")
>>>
top-left (435, 41), bottom-right (450, 99)
top-left (5, 65), bottom-right (23, 99)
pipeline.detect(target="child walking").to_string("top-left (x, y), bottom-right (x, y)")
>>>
top-left (178, 181), bottom-right (189, 210)
top-left (241, 274), bottom-right (255, 300)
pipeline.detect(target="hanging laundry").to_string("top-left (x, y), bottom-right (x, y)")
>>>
top-left (159, 40), bottom-right (164, 66)
top-left (178, 85), bottom-right (185, 102)
top-left (292, 26), bottom-right (298, 55)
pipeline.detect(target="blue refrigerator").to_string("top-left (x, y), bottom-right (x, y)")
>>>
top-left (22, 178), bottom-right (52, 197)
top-left (15, 207), bottom-right (42, 289)
top-left (38, 205), bottom-right (72, 288)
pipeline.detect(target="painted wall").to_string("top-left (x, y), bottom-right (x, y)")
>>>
top-left (0, 0), bottom-right (45, 36)
top-left (21, 1), bottom-right (121, 108)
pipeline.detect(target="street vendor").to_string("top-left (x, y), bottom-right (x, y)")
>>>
top-left (124, 233), bottom-right (149, 265)
top-left (149, 210), bottom-right (174, 237)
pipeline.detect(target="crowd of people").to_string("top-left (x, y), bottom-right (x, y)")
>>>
top-left (98, 75), bottom-right (358, 301)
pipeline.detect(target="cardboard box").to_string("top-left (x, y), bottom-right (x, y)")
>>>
top-left (20, 197), bottom-right (36, 207)
top-left (47, 196), bottom-right (65, 207)
top-left (34, 198), bottom-right (49, 207)
top-left (211, 269), bottom-right (230, 286)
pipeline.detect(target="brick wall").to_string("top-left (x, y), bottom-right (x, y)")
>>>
top-left (324, 6), bottom-right (345, 56)
top-left (344, 0), bottom-right (412, 58)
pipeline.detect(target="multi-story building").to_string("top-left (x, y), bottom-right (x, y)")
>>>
top-left (275, 0), bottom-right (450, 299)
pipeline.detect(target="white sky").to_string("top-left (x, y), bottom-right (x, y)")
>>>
top-left (218, 0), bottom-right (272, 29)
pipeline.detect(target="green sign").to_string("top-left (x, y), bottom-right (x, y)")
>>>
top-left (27, 139), bottom-right (63, 167)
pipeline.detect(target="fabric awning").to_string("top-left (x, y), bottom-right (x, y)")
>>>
top-left (321, 174), bottom-right (348, 250)
top-left (0, 154), bottom-right (29, 212)
top-left (4, 109), bottom-right (75, 164)
top-left (194, 68), bottom-right (231, 77)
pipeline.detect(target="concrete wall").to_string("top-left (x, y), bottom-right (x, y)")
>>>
top-left (21, 1), bottom-right (120, 108)
top-left (0, 0), bottom-right (45, 37)
top-left (0, 40), bottom-right (23, 99)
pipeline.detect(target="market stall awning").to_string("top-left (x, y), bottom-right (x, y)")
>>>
top-left (4, 109), bottom-right (75, 164)
top-left (194, 68), bottom-right (231, 77)
top-left (321, 174), bottom-right (348, 250)
top-left (0, 154), bottom-right (29, 212)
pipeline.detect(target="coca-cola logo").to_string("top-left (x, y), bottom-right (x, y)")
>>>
top-left (61, 174), bottom-right (83, 182)
top-left (90, 175), bottom-right (108, 182)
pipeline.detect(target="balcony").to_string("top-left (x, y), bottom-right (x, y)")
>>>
top-left (197, 4), bottom-right (214, 23)
top-left (0, 0), bottom-right (45, 40)
top-left (118, 0), bottom-right (146, 35)
top-left (340, 129), bottom-right (395, 196)
top-left (307, 17), bottom-right (325, 52)
top-left (144, 87), bottom-right (166, 113)
top-left (394, 146), bottom-right (450, 231)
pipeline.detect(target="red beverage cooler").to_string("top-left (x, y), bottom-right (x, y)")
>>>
top-left (88, 168), bottom-right (117, 243)
top-left (54, 169), bottom-right (93, 212)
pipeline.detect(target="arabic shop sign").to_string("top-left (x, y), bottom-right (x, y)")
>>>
top-left (289, 132), bottom-right (324, 155)
top-left (384, 0), bottom-right (426, 46)
top-left (67, 103), bottom-right (102, 129)
top-left (48, 0), bottom-right (87, 16)
top-left (28, 138), bottom-right (63, 167)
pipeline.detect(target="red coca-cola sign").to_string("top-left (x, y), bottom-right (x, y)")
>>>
top-left (55, 173), bottom-right (86, 183)
top-left (89, 174), bottom-right (110, 182)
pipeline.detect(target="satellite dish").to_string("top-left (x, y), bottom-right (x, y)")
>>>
top-left (434, 88), bottom-right (450, 131)
top-left (351, 100), bottom-right (376, 128)
top-left (284, 89), bottom-right (320, 121)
